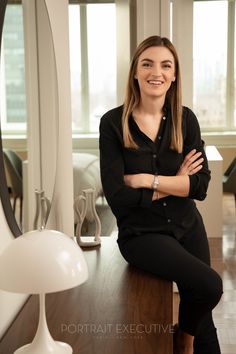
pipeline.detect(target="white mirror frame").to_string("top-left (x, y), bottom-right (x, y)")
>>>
top-left (25, 0), bottom-right (74, 235)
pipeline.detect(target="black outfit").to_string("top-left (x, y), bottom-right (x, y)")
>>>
top-left (99, 104), bottom-right (223, 353)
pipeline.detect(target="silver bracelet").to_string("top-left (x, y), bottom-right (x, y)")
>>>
top-left (151, 174), bottom-right (159, 191)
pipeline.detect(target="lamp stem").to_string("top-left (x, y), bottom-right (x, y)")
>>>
top-left (38, 293), bottom-right (50, 335)
top-left (31, 293), bottom-right (56, 348)
top-left (14, 293), bottom-right (72, 353)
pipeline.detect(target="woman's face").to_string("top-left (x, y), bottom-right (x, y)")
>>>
top-left (135, 46), bottom-right (176, 101)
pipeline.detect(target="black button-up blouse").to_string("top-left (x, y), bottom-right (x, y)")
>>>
top-left (99, 105), bottom-right (211, 241)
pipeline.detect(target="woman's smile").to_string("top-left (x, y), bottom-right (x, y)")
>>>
top-left (147, 79), bottom-right (164, 86)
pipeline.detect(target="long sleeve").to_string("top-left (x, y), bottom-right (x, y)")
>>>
top-left (99, 108), bottom-right (153, 211)
top-left (183, 108), bottom-right (211, 201)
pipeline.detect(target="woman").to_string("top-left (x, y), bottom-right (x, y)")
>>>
top-left (99, 36), bottom-right (223, 354)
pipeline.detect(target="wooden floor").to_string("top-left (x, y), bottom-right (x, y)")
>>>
top-left (173, 193), bottom-right (236, 354)
top-left (213, 194), bottom-right (236, 354)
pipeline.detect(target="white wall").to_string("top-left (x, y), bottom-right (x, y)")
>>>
top-left (116, 0), bottom-right (131, 105)
top-left (136, 0), bottom-right (171, 43)
top-left (172, 0), bottom-right (193, 108)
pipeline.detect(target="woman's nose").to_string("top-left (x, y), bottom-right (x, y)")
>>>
top-left (151, 64), bottom-right (162, 76)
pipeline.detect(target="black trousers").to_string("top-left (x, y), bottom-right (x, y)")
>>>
top-left (117, 226), bottom-right (223, 354)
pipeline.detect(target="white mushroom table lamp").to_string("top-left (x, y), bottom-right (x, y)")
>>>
top-left (0, 229), bottom-right (88, 354)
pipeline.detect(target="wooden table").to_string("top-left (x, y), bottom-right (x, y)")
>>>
top-left (0, 235), bottom-right (173, 354)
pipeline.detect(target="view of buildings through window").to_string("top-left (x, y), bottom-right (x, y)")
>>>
top-left (193, 0), bottom-right (235, 130)
top-left (0, 4), bottom-right (26, 133)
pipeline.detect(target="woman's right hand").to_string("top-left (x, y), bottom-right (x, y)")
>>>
top-left (177, 149), bottom-right (204, 176)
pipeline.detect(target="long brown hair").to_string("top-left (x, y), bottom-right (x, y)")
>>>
top-left (122, 35), bottom-right (183, 152)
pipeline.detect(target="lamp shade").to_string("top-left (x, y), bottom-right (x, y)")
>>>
top-left (0, 229), bottom-right (88, 294)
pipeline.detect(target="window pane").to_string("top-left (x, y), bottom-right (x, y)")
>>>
top-left (193, 1), bottom-right (228, 129)
top-left (0, 4), bottom-right (27, 132)
top-left (69, 3), bottom-right (116, 133)
top-left (235, 3), bottom-right (236, 127)
top-left (69, 5), bottom-right (82, 132)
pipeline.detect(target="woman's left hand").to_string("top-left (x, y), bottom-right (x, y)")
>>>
top-left (177, 149), bottom-right (204, 176)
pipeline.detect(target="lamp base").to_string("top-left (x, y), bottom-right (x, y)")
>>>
top-left (14, 341), bottom-right (72, 354)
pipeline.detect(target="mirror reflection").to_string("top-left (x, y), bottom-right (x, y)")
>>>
top-left (0, 1), bottom-right (26, 231)
top-left (0, 0), bottom-right (58, 233)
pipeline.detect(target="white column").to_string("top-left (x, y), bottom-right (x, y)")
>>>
top-left (136, 0), bottom-right (171, 44)
top-left (160, 0), bottom-right (171, 39)
top-left (172, 0), bottom-right (193, 108)
top-left (116, 0), bottom-right (131, 105)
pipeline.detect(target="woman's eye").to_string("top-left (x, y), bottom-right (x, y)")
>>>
top-left (142, 62), bottom-right (151, 67)
top-left (163, 64), bottom-right (172, 69)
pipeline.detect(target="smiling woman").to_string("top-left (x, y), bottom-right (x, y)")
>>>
top-left (99, 35), bottom-right (223, 354)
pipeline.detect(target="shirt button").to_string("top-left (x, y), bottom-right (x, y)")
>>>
top-left (163, 116), bottom-right (166, 120)
top-left (163, 202), bottom-right (167, 206)
top-left (153, 154), bottom-right (157, 158)
top-left (158, 136), bottom-right (162, 140)
top-left (167, 219), bottom-right (171, 223)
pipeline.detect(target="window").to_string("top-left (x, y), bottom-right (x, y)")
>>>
top-left (0, 1), bottom-right (116, 136)
top-left (69, 1), bottom-right (117, 134)
top-left (0, 3), bottom-right (27, 133)
top-left (193, 0), bottom-right (235, 131)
